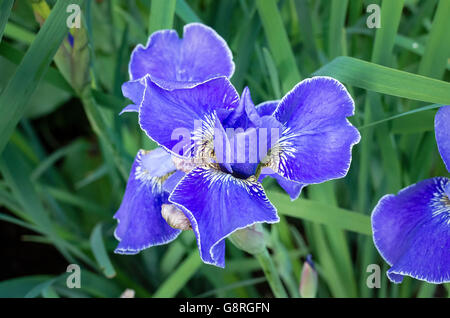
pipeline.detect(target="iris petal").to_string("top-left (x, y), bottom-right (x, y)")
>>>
top-left (163, 170), bottom-right (186, 193)
top-left (140, 147), bottom-right (176, 177)
top-left (259, 167), bottom-right (306, 201)
top-left (255, 100), bottom-right (279, 117)
top-left (120, 78), bottom-right (146, 114)
top-left (229, 115), bottom-right (283, 178)
top-left (224, 87), bottom-right (262, 129)
top-left (114, 150), bottom-right (181, 254)
top-left (169, 167), bottom-right (279, 267)
top-left (271, 76), bottom-right (360, 184)
top-left (372, 177), bottom-right (450, 284)
top-left (435, 106), bottom-right (450, 172)
top-left (129, 23), bottom-right (234, 90)
top-left (139, 76), bottom-right (239, 157)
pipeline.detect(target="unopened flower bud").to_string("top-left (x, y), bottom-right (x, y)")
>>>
top-left (228, 223), bottom-right (266, 255)
top-left (120, 289), bottom-right (135, 298)
top-left (161, 204), bottom-right (192, 231)
top-left (31, 1), bottom-right (90, 94)
top-left (299, 255), bottom-right (318, 298)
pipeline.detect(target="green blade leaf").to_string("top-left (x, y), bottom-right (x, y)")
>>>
top-left (359, 103), bottom-right (442, 130)
top-left (0, 276), bottom-right (52, 298)
top-left (0, 0), bottom-right (14, 44)
top-left (418, 0), bottom-right (450, 79)
top-left (314, 56), bottom-right (450, 105)
top-left (149, 0), bottom-right (177, 34)
top-left (328, 0), bottom-right (348, 59)
top-left (256, 0), bottom-right (302, 92)
top-left (90, 224), bottom-right (116, 278)
top-left (0, 0), bottom-right (83, 155)
top-left (153, 249), bottom-right (202, 298)
top-left (267, 191), bottom-right (371, 236)
top-left (176, 0), bottom-right (202, 23)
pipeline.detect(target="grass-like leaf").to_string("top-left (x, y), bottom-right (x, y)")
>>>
top-left (0, 0), bottom-right (14, 44)
top-left (315, 56), bottom-right (450, 105)
top-left (267, 191), bottom-right (371, 236)
top-left (0, 0), bottom-right (83, 155)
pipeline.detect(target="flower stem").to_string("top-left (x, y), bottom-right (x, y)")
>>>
top-left (255, 248), bottom-right (288, 298)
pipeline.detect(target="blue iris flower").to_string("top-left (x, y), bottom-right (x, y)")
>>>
top-left (372, 106), bottom-right (450, 284)
top-left (114, 23), bottom-right (360, 267)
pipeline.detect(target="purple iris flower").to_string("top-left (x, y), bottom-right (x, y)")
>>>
top-left (120, 23), bottom-right (234, 114)
top-left (114, 75), bottom-right (360, 267)
top-left (372, 105), bottom-right (450, 284)
top-left (113, 23), bottom-right (359, 267)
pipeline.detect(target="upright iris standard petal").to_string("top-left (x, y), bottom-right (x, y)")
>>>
top-left (139, 77), bottom-right (239, 157)
top-left (224, 87), bottom-right (262, 129)
top-left (129, 23), bottom-right (234, 90)
top-left (228, 115), bottom-right (283, 178)
top-left (169, 167), bottom-right (280, 267)
top-left (120, 78), bottom-right (146, 114)
top-left (271, 76), bottom-right (360, 184)
top-left (241, 98), bottom-right (305, 199)
top-left (218, 87), bottom-right (284, 177)
top-left (255, 100), bottom-right (279, 117)
top-left (435, 106), bottom-right (450, 171)
top-left (371, 177), bottom-right (450, 284)
top-left (114, 150), bottom-right (180, 254)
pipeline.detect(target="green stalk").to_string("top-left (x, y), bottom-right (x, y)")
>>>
top-left (255, 249), bottom-right (288, 298)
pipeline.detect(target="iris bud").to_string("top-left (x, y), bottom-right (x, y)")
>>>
top-left (228, 223), bottom-right (266, 255)
top-left (120, 289), bottom-right (135, 298)
top-left (31, 0), bottom-right (90, 94)
top-left (299, 255), bottom-right (318, 298)
top-left (161, 204), bottom-right (192, 231)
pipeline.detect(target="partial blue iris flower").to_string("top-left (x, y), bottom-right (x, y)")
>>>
top-left (120, 23), bottom-right (234, 114)
top-left (371, 105), bottom-right (450, 284)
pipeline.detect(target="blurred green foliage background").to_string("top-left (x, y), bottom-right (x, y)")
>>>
top-left (0, 0), bottom-right (449, 298)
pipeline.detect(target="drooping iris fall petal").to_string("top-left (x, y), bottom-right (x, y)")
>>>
top-left (114, 149), bottom-right (180, 254)
top-left (169, 167), bottom-right (279, 267)
top-left (371, 177), bottom-right (450, 284)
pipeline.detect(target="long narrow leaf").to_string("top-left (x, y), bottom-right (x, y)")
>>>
top-left (314, 56), bottom-right (450, 105)
top-left (256, 0), bottom-right (302, 92)
top-left (0, 0), bottom-right (14, 44)
top-left (267, 191), bottom-right (371, 235)
top-left (149, 0), bottom-right (177, 34)
top-left (90, 224), bottom-right (117, 278)
top-left (0, 0), bottom-right (83, 155)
